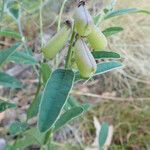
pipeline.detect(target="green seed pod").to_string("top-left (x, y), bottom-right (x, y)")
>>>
top-left (73, 1), bottom-right (93, 36)
top-left (87, 25), bottom-right (107, 50)
top-left (42, 23), bottom-right (71, 59)
top-left (74, 39), bottom-right (97, 78)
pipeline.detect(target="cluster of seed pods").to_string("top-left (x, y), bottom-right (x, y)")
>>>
top-left (42, 1), bottom-right (107, 78)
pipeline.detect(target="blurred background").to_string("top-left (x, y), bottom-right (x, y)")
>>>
top-left (0, 0), bottom-right (150, 149)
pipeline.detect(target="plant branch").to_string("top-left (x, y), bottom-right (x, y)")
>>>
top-left (40, 0), bottom-right (44, 47)
top-left (65, 27), bottom-right (76, 69)
top-left (57, 0), bottom-right (68, 32)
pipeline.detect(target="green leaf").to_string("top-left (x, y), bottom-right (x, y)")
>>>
top-left (0, 43), bottom-right (20, 66)
top-left (38, 69), bottom-right (75, 132)
top-left (75, 61), bottom-right (123, 81)
top-left (99, 122), bottom-right (109, 148)
top-left (64, 96), bottom-right (79, 110)
top-left (27, 93), bottom-right (42, 119)
top-left (40, 63), bottom-right (51, 85)
top-left (81, 103), bottom-right (90, 112)
top-left (0, 100), bottom-right (16, 112)
top-left (8, 51), bottom-right (37, 65)
top-left (4, 144), bottom-right (16, 150)
top-left (9, 121), bottom-right (28, 136)
top-left (6, 0), bottom-right (20, 21)
top-left (25, 127), bottom-right (45, 145)
top-left (54, 106), bottom-right (84, 132)
top-left (0, 28), bottom-right (21, 39)
top-left (104, 8), bottom-right (150, 19)
top-left (92, 51), bottom-right (121, 59)
top-left (0, 72), bottom-right (22, 88)
top-left (95, 61), bottom-right (123, 76)
top-left (13, 135), bottom-right (36, 149)
top-left (102, 27), bottom-right (123, 37)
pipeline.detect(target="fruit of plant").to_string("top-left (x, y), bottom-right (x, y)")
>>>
top-left (42, 23), bottom-right (71, 59)
top-left (87, 25), bottom-right (107, 50)
top-left (74, 39), bottom-right (97, 78)
top-left (73, 1), bottom-right (93, 36)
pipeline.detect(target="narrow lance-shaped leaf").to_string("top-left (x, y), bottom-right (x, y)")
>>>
top-left (27, 93), bottom-right (42, 119)
top-left (102, 27), bottom-right (123, 37)
top-left (99, 122), bottom-right (109, 148)
top-left (104, 8), bottom-right (150, 20)
top-left (92, 51), bottom-right (121, 59)
top-left (0, 100), bottom-right (16, 112)
top-left (8, 51), bottom-right (37, 65)
top-left (0, 72), bottom-right (22, 88)
top-left (0, 43), bottom-right (20, 66)
top-left (95, 61), bottom-right (123, 76)
top-left (38, 69), bottom-right (74, 132)
top-left (75, 61), bottom-right (123, 81)
top-left (54, 106), bottom-right (84, 132)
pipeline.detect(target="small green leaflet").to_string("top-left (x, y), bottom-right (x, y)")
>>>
top-left (0, 29), bottom-right (21, 39)
top-left (38, 69), bottom-right (74, 132)
top-left (40, 63), bottom-right (52, 85)
top-left (0, 100), bottom-right (16, 112)
top-left (99, 122), bottom-right (109, 148)
top-left (102, 27), bottom-right (123, 37)
top-left (75, 61), bottom-right (123, 81)
top-left (8, 51), bottom-right (37, 65)
top-left (92, 51), bottom-right (121, 59)
top-left (0, 72), bottom-right (22, 88)
top-left (27, 93), bottom-right (42, 119)
top-left (53, 106), bottom-right (84, 132)
top-left (9, 121), bottom-right (28, 136)
top-left (104, 8), bottom-right (150, 20)
top-left (0, 43), bottom-right (20, 66)
top-left (95, 61), bottom-right (123, 76)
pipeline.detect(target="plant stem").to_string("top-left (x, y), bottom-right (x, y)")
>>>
top-left (17, 11), bottom-right (39, 76)
top-left (41, 129), bottom-right (53, 150)
top-left (65, 28), bottom-right (76, 69)
top-left (40, 0), bottom-right (44, 47)
top-left (57, 0), bottom-right (68, 32)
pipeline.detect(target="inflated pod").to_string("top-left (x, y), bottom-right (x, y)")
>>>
top-left (87, 25), bottom-right (107, 50)
top-left (73, 1), bottom-right (93, 36)
top-left (74, 39), bottom-right (97, 78)
top-left (42, 23), bottom-right (71, 59)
